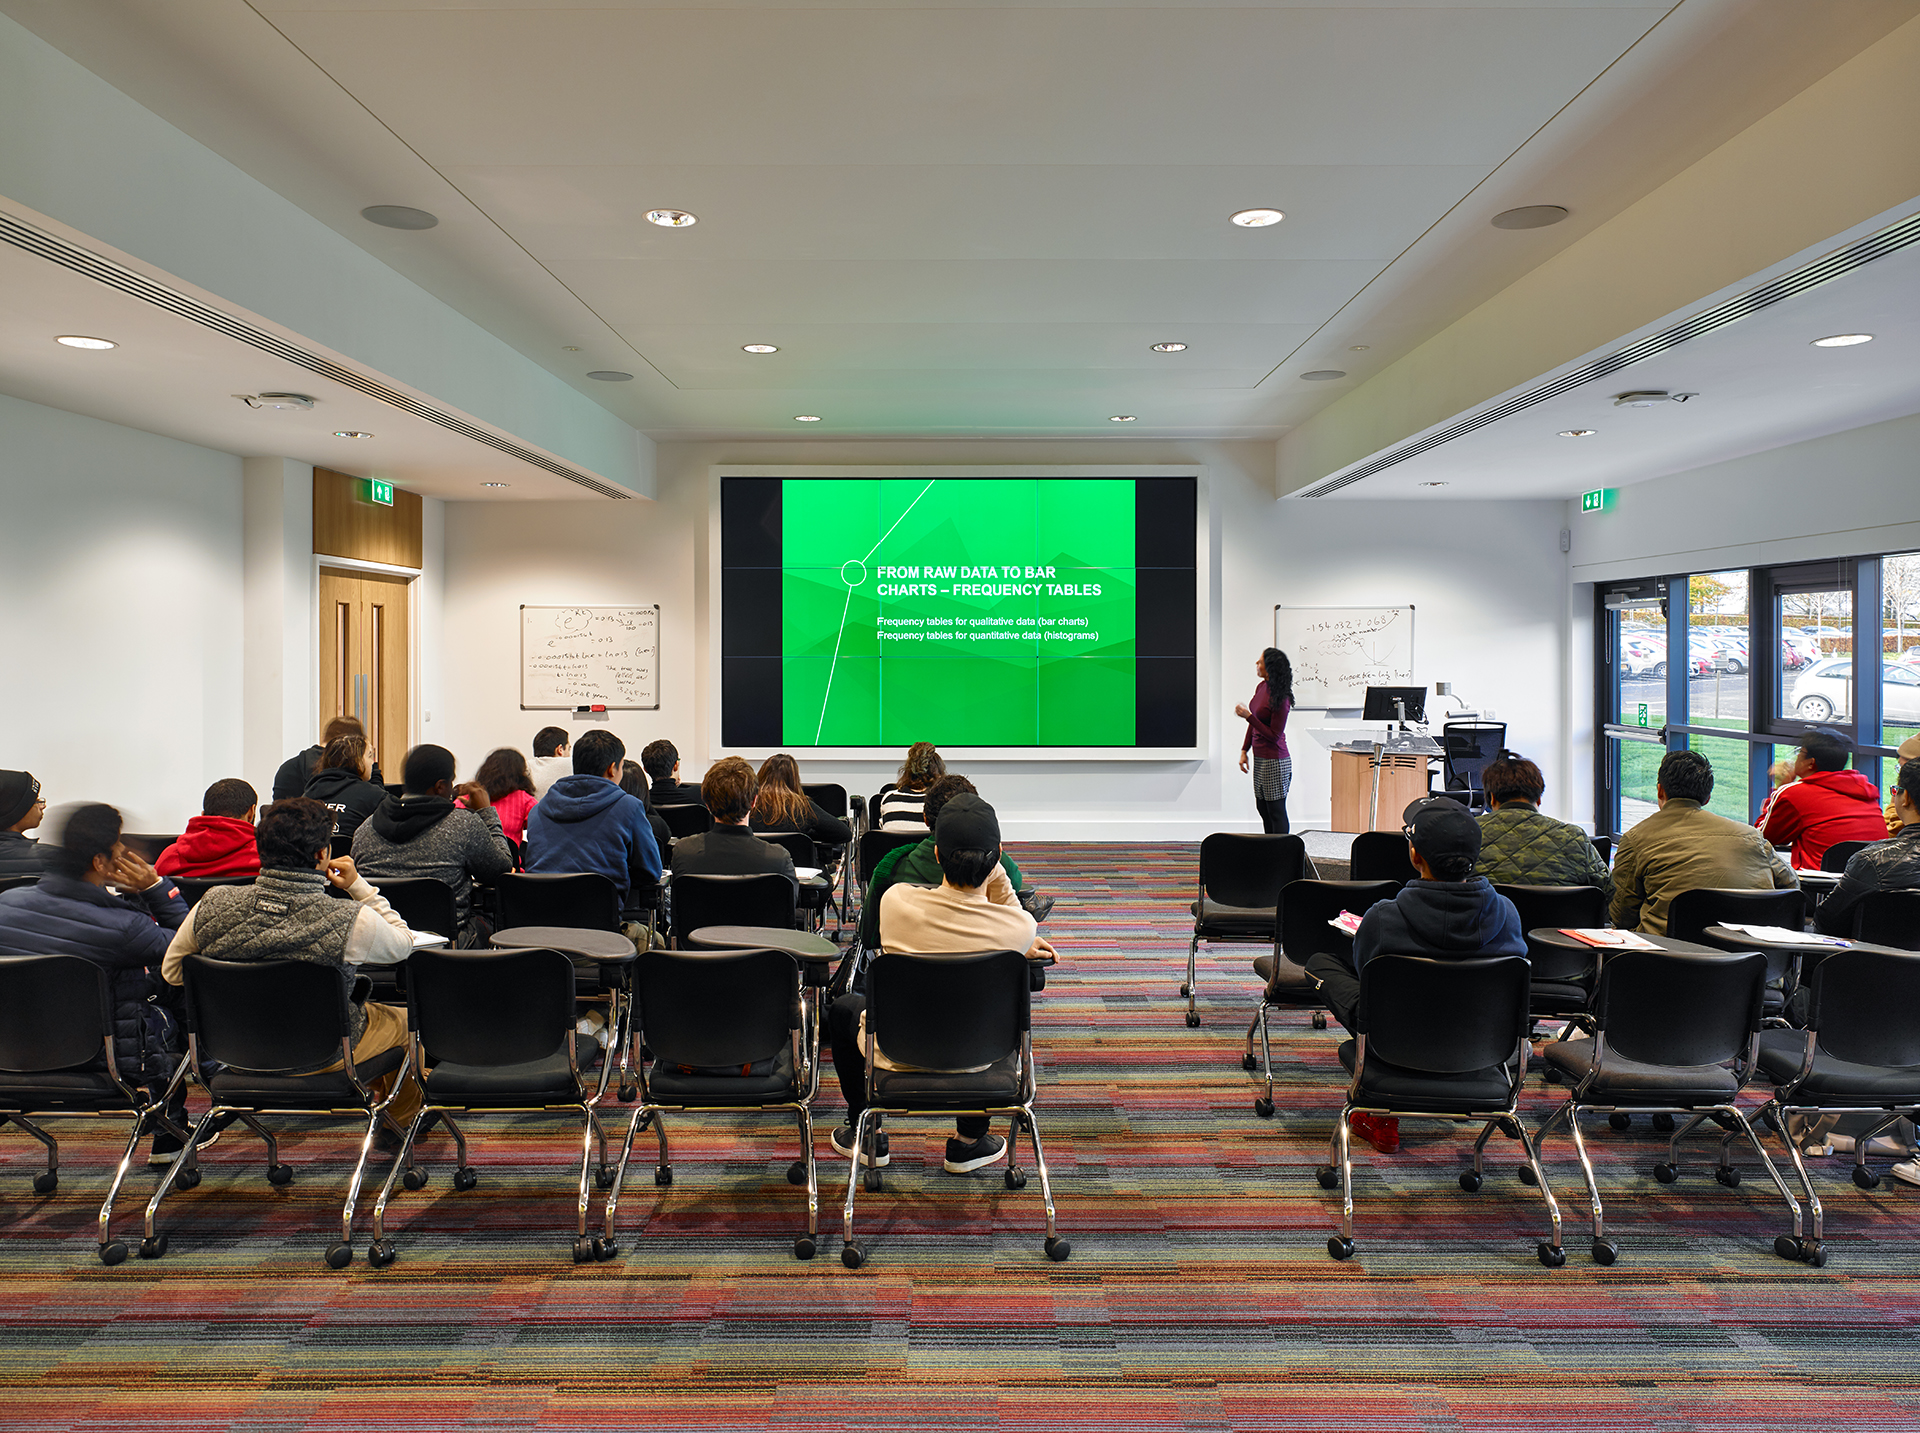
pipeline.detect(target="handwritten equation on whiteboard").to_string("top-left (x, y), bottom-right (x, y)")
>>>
top-left (521, 606), bottom-right (659, 710)
top-left (1273, 606), bottom-right (1414, 708)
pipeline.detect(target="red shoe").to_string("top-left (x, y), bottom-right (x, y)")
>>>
top-left (1351, 1113), bottom-right (1400, 1154)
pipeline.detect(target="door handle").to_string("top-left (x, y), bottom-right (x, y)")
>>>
top-left (355, 673), bottom-right (366, 722)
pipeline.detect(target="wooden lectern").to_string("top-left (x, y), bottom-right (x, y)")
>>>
top-left (1331, 748), bottom-right (1434, 833)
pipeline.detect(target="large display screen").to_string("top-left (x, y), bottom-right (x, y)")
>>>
top-left (720, 475), bottom-right (1197, 750)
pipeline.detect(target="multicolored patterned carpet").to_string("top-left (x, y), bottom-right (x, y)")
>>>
top-left (3, 841), bottom-right (1918, 1431)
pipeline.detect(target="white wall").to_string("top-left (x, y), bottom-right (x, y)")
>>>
top-left (0, 392), bottom-right (245, 833)
top-left (441, 439), bottom-right (1573, 837)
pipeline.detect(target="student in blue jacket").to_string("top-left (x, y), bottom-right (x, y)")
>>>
top-left (524, 729), bottom-right (662, 905)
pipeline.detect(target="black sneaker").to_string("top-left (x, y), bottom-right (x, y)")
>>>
top-left (1018, 891), bottom-right (1056, 923)
top-left (148, 1126), bottom-right (220, 1166)
top-left (829, 1123), bottom-right (890, 1167)
top-left (942, 1133), bottom-right (1006, 1174)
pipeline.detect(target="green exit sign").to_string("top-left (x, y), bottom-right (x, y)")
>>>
top-left (366, 479), bottom-right (394, 507)
top-left (1581, 488), bottom-right (1607, 514)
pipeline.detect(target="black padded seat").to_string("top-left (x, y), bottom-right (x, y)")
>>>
top-left (1530, 981), bottom-right (1593, 1015)
top-left (206, 1046), bottom-right (406, 1107)
top-left (1755, 1029), bottom-right (1920, 1101)
top-left (0, 1068), bottom-right (137, 1110)
top-left (424, 1047), bottom-right (577, 1104)
top-left (870, 1052), bottom-right (1025, 1108)
top-left (645, 1045), bottom-right (799, 1102)
top-left (1337, 1039), bottom-right (1517, 1112)
top-left (1191, 898), bottom-right (1275, 936)
top-left (1252, 951), bottom-right (1316, 996)
top-left (1182, 833), bottom-right (1313, 1026)
top-left (1543, 1038), bottom-right (1740, 1104)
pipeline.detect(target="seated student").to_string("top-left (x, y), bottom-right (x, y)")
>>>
top-left (877, 742), bottom-right (946, 831)
top-left (0, 770), bottom-right (46, 879)
top-left (473, 747), bottom-right (538, 845)
top-left (163, 798), bottom-right (419, 1125)
top-left (0, 802), bottom-right (192, 1159)
top-left (352, 745), bottom-right (514, 945)
top-left (748, 753), bottom-right (852, 850)
top-left (859, 774), bottom-right (1023, 951)
top-left (670, 757), bottom-right (796, 881)
top-left (617, 761), bottom-right (675, 865)
top-left (1304, 796), bottom-right (1526, 1154)
top-left (528, 727), bottom-right (572, 799)
top-left (1815, 757), bottom-right (1920, 936)
top-left (273, 715), bottom-right (382, 802)
top-left (1887, 733), bottom-right (1920, 835)
top-left (1757, 728), bottom-right (1889, 869)
top-left (302, 733), bottom-right (387, 841)
top-left (1473, 751), bottom-right (1611, 895)
top-left (155, 779), bottom-right (261, 879)
top-left (524, 729), bottom-right (663, 905)
top-left (1611, 749), bottom-right (1796, 935)
top-left (829, 795), bottom-right (1055, 1174)
top-left (642, 739), bottom-right (705, 808)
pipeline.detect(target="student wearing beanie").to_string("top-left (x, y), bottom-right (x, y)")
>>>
top-left (0, 770), bottom-right (46, 880)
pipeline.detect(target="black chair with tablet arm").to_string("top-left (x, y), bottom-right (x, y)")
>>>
top-left (1183, 832), bottom-right (1315, 1029)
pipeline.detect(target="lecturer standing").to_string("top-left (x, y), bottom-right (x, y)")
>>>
top-left (1236, 648), bottom-right (1294, 834)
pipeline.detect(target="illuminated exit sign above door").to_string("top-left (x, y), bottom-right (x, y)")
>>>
top-left (366, 479), bottom-right (394, 507)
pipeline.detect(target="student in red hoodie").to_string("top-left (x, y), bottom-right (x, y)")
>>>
top-left (156, 779), bottom-right (262, 879)
top-left (1756, 728), bottom-right (1889, 870)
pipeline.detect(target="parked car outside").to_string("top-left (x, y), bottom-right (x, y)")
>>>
top-left (1780, 630), bottom-right (1820, 669)
top-left (1789, 660), bottom-right (1920, 723)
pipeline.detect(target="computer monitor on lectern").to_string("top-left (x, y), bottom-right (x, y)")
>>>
top-left (1363, 685), bottom-right (1427, 723)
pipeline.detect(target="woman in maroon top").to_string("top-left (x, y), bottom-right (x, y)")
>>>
top-left (1236, 647), bottom-right (1294, 833)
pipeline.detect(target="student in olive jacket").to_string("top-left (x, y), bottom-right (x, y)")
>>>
top-left (1474, 751), bottom-right (1611, 896)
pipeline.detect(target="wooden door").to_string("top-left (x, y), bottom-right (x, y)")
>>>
top-left (318, 567), bottom-right (410, 770)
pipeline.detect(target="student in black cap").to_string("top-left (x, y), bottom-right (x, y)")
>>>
top-left (1305, 796), bottom-right (1524, 1152)
top-left (0, 771), bottom-right (46, 880)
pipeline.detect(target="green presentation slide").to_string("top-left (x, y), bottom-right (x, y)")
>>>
top-left (780, 478), bottom-right (1137, 746)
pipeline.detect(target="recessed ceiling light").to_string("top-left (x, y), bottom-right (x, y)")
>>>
top-left (646, 209), bottom-right (697, 228)
top-left (1110, 415), bottom-right (1137, 422)
top-left (1348, 345), bottom-right (1370, 352)
top-left (1150, 342), bottom-right (1187, 353)
top-left (743, 344), bottom-right (779, 354)
top-left (481, 482), bottom-right (510, 488)
top-left (55, 335), bottom-right (116, 350)
top-left (1811, 333), bottom-right (1873, 347)
top-left (587, 371), bottom-right (633, 382)
top-left (1230, 208), bottom-right (1284, 228)
top-left (1559, 429), bottom-right (1598, 438)
top-left (794, 415), bottom-right (822, 422)
top-left (1491, 205), bottom-right (1569, 230)
top-left (562, 346), bottom-right (582, 352)
top-left (361, 205), bottom-right (439, 230)
top-left (1300, 370), bottom-right (1346, 381)
top-left (1419, 481), bottom-right (1449, 487)
top-left (332, 430), bottom-right (375, 439)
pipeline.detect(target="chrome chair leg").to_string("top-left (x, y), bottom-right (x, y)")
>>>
top-left (1724, 1104), bottom-right (1802, 1239)
top-left (370, 1107), bottom-right (432, 1240)
top-left (796, 1105), bottom-right (818, 1240)
top-left (1336, 1109), bottom-right (1355, 1242)
top-left (1668, 1110), bottom-right (1711, 1164)
top-left (337, 1107), bottom-right (385, 1249)
top-left (1025, 1107), bottom-right (1060, 1244)
top-left (239, 1113), bottom-right (279, 1168)
top-left (575, 1108), bottom-right (597, 1239)
top-left (603, 1103), bottom-right (651, 1240)
top-left (840, 1107), bottom-right (874, 1250)
top-left (143, 1106), bottom-right (218, 1240)
top-left (8, 1112), bottom-right (57, 1185)
top-left (1767, 1103), bottom-right (1823, 1251)
top-left (1511, 1120), bottom-right (1563, 1254)
top-left (1470, 1118), bottom-right (1498, 1177)
top-left (97, 1112), bottom-right (151, 1250)
top-left (1257, 1004), bottom-right (1276, 1108)
top-left (1561, 1105), bottom-right (1608, 1245)
top-left (1184, 935), bottom-right (1200, 1023)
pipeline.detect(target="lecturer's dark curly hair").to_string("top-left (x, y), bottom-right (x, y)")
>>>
top-left (1262, 648), bottom-right (1294, 708)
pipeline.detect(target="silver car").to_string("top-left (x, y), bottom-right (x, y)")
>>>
top-left (1790, 659), bottom-right (1920, 722)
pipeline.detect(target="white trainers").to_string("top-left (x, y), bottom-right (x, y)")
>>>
top-left (1829, 1134), bottom-right (1908, 1157)
top-left (1889, 1159), bottom-right (1920, 1188)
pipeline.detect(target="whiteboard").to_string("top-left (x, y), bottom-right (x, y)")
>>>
top-left (1273, 605), bottom-right (1415, 708)
top-left (521, 606), bottom-right (660, 710)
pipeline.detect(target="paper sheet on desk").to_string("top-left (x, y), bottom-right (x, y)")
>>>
top-left (1560, 928), bottom-right (1658, 949)
top-left (411, 930), bottom-right (448, 948)
top-left (796, 867), bottom-right (822, 880)
top-left (1720, 923), bottom-right (1848, 947)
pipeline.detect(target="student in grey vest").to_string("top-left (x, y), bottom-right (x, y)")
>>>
top-left (162, 797), bottom-right (421, 1123)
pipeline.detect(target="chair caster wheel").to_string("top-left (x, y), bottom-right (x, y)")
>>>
top-left (841, 1243), bottom-right (866, 1269)
top-left (1652, 1162), bottom-right (1679, 1184)
top-left (1327, 1236), bottom-right (1354, 1261)
top-left (1316, 1166), bottom-right (1339, 1190)
top-left (1312, 1012), bottom-right (1327, 1030)
top-left (786, 1161), bottom-right (807, 1185)
top-left (1241, 1053), bottom-right (1259, 1072)
top-left (31, 1171), bottom-right (57, 1195)
top-left (1458, 1171), bottom-right (1483, 1193)
top-left (1853, 1166), bottom-right (1880, 1189)
top-left (176, 1168), bottom-right (202, 1191)
top-left (595, 1165), bottom-right (615, 1190)
top-left (1761, 1107), bottom-right (1782, 1133)
top-left (1714, 1165), bottom-right (1741, 1188)
top-left (863, 1169), bottom-right (883, 1193)
top-left (98, 1240), bottom-right (128, 1266)
top-left (1651, 1113), bottom-right (1676, 1133)
top-left (1591, 1240), bottom-right (1618, 1266)
top-left (618, 1085), bottom-right (638, 1103)
top-left (572, 1236), bottom-right (594, 1264)
top-left (1185, 1012), bottom-right (1200, 1029)
top-left (1005, 1168), bottom-right (1028, 1190)
top-left (1179, 983), bottom-right (1190, 998)
top-left (1608, 1113), bottom-right (1632, 1131)
top-left (593, 1236), bottom-right (619, 1262)
top-left (267, 1163), bottom-right (294, 1186)
top-left (138, 1235), bottom-right (168, 1260)
top-left (654, 1167), bottom-right (673, 1187)
top-left (1537, 1242), bottom-right (1566, 1268)
top-left (793, 1236), bottom-right (816, 1261)
top-left (1775, 1234), bottom-right (1803, 1261)
top-left (402, 1168), bottom-right (429, 1191)
top-left (1254, 1098), bottom-right (1274, 1119)
top-left (1806, 1245), bottom-right (1828, 1268)
top-left (366, 1239), bottom-right (396, 1269)
top-left (324, 1242), bottom-right (353, 1269)
top-left (1045, 1236), bottom-right (1071, 1262)
top-left (1516, 1165), bottom-right (1539, 1186)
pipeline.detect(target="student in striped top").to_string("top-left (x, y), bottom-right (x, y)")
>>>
top-left (877, 742), bottom-right (946, 831)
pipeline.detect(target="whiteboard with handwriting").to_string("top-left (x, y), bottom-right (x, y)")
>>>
top-left (521, 606), bottom-right (660, 710)
top-left (1273, 606), bottom-right (1414, 708)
